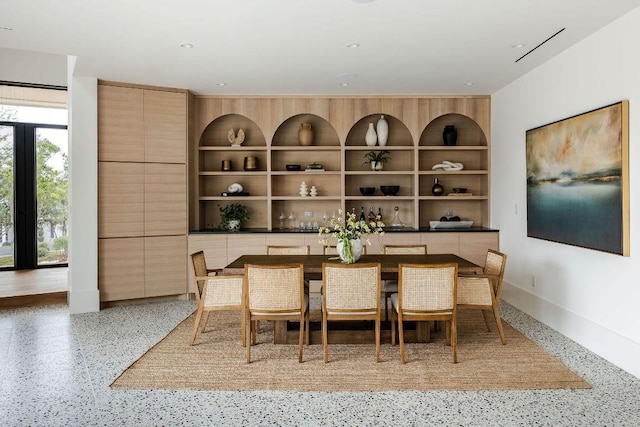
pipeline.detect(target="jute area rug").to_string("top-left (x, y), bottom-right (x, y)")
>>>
top-left (111, 309), bottom-right (590, 392)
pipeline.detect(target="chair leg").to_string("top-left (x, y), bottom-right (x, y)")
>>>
top-left (251, 320), bottom-right (257, 345)
top-left (298, 314), bottom-right (304, 363)
top-left (375, 318), bottom-right (381, 363)
top-left (241, 309), bottom-right (246, 347)
top-left (391, 310), bottom-right (397, 346)
top-left (322, 312), bottom-right (329, 363)
top-left (384, 292), bottom-right (390, 321)
top-left (305, 311), bottom-right (310, 345)
top-left (445, 321), bottom-right (451, 346)
top-left (398, 313), bottom-right (406, 364)
top-left (492, 304), bottom-right (507, 345)
top-left (451, 317), bottom-right (458, 364)
top-left (190, 307), bottom-right (203, 346)
top-left (481, 309), bottom-right (492, 332)
top-left (246, 312), bottom-right (252, 364)
top-left (200, 312), bottom-right (211, 333)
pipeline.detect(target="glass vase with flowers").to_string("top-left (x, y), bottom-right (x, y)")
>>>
top-left (318, 209), bottom-right (385, 263)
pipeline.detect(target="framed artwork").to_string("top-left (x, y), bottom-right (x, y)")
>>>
top-left (526, 101), bottom-right (629, 256)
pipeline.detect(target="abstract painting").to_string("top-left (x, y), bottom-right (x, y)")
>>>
top-left (526, 101), bottom-right (629, 256)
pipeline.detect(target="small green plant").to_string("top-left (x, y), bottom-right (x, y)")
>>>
top-left (218, 203), bottom-right (249, 229)
top-left (38, 242), bottom-right (50, 258)
top-left (363, 150), bottom-right (391, 166)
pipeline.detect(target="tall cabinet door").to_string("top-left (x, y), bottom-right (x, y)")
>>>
top-left (98, 85), bottom-right (144, 162)
top-left (144, 90), bottom-right (187, 163)
top-left (144, 235), bottom-right (187, 297)
top-left (99, 237), bottom-right (145, 301)
top-left (144, 163), bottom-right (187, 236)
top-left (98, 162), bottom-right (144, 238)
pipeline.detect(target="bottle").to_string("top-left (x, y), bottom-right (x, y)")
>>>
top-left (378, 207), bottom-right (382, 220)
top-left (368, 206), bottom-right (376, 222)
top-left (360, 207), bottom-right (366, 223)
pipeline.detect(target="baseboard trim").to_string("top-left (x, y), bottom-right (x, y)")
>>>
top-left (502, 281), bottom-right (640, 379)
top-left (0, 292), bottom-right (67, 309)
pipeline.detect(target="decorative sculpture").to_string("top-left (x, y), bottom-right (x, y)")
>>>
top-left (228, 128), bottom-right (245, 147)
top-left (431, 160), bottom-right (464, 171)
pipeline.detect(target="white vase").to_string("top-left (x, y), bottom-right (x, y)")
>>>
top-left (228, 219), bottom-right (241, 232)
top-left (365, 123), bottom-right (377, 146)
top-left (336, 239), bottom-right (364, 264)
top-left (371, 161), bottom-right (383, 171)
top-left (376, 115), bottom-right (388, 146)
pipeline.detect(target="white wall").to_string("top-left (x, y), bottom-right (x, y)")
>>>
top-left (492, 6), bottom-right (640, 378)
top-left (0, 47), bottom-right (67, 86)
top-left (67, 56), bottom-right (99, 313)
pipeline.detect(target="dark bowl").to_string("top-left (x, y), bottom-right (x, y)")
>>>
top-left (380, 185), bottom-right (400, 196)
top-left (285, 164), bottom-right (301, 171)
top-left (359, 187), bottom-right (375, 196)
top-left (452, 187), bottom-right (467, 193)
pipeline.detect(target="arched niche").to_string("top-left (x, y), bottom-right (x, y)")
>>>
top-left (346, 114), bottom-right (413, 146)
top-left (199, 114), bottom-right (266, 147)
top-left (272, 113), bottom-right (339, 147)
top-left (419, 113), bottom-right (487, 146)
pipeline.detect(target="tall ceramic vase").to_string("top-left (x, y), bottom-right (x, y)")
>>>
top-left (376, 115), bottom-right (389, 146)
top-left (365, 123), bottom-right (377, 146)
top-left (298, 123), bottom-right (314, 146)
top-left (336, 239), bottom-right (363, 264)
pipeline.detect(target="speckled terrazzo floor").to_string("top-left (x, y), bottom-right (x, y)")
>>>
top-left (0, 299), bottom-right (638, 427)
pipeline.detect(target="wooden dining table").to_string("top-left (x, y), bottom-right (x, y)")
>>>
top-left (223, 253), bottom-right (483, 344)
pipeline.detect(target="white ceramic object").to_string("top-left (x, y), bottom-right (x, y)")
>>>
top-left (227, 183), bottom-right (243, 193)
top-left (310, 185), bottom-right (318, 197)
top-left (336, 239), bottom-right (363, 264)
top-left (376, 115), bottom-right (388, 146)
top-left (371, 161), bottom-right (383, 171)
top-left (299, 181), bottom-right (308, 197)
top-left (365, 123), bottom-right (377, 146)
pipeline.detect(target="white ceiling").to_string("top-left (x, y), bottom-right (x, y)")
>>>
top-left (1, 0), bottom-right (638, 95)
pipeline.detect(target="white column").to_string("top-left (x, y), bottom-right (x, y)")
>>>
top-left (67, 56), bottom-right (100, 313)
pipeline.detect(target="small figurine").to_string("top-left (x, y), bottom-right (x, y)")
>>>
top-left (227, 128), bottom-right (245, 147)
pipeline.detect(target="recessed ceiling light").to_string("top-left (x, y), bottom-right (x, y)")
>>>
top-left (180, 43), bottom-right (194, 49)
top-left (340, 82), bottom-right (350, 87)
top-left (346, 43), bottom-right (360, 49)
top-left (337, 73), bottom-right (358, 79)
top-left (216, 83), bottom-right (226, 87)
top-left (512, 43), bottom-right (525, 49)
top-left (464, 82), bottom-right (474, 86)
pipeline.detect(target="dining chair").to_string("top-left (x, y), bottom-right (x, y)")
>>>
top-left (244, 263), bottom-right (309, 363)
top-left (381, 245), bottom-right (427, 320)
top-left (189, 251), bottom-right (245, 346)
top-left (267, 245), bottom-right (310, 255)
top-left (322, 245), bottom-right (367, 256)
top-left (457, 249), bottom-right (508, 344)
top-left (322, 262), bottom-right (381, 363)
top-left (391, 263), bottom-right (458, 364)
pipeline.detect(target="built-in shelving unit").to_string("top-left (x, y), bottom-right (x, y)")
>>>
top-left (191, 97), bottom-right (490, 232)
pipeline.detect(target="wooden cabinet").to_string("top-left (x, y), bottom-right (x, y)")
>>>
top-left (98, 162), bottom-right (144, 238)
top-left (98, 81), bottom-right (188, 302)
top-left (191, 96), bottom-right (491, 233)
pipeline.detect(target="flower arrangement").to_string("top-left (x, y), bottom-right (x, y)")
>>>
top-left (318, 209), bottom-right (385, 263)
top-left (218, 203), bottom-right (249, 231)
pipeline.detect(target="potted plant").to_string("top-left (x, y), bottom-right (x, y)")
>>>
top-left (218, 203), bottom-right (249, 231)
top-left (363, 150), bottom-right (391, 171)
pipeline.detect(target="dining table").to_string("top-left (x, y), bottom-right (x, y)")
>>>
top-left (223, 253), bottom-right (483, 344)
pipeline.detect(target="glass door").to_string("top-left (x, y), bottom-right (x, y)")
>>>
top-left (0, 125), bottom-right (14, 268)
top-left (36, 127), bottom-right (68, 266)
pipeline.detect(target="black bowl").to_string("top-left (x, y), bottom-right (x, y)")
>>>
top-left (380, 185), bottom-right (400, 196)
top-left (452, 187), bottom-right (467, 193)
top-left (285, 164), bottom-right (301, 171)
top-left (359, 187), bottom-right (375, 196)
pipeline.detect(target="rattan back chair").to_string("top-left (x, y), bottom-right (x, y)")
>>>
top-left (189, 251), bottom-right (243, 346)
top-left (244, 263), bottom-right (309, 363)
top-left (457, 249), bottom-right (508, 344)
top-left (391, 263), bottom-right (458, 364)
top-left (323, 245), bottom-right (367, 256)
top-left (381, 245), bottom-right (427, 320)
top-left (322, 262), bottom-right (381, 363)
top-left (267, 245), bottom-right (310, 255)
